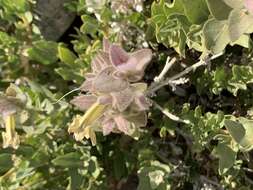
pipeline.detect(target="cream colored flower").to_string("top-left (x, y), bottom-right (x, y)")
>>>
top-left (68, 102), bottom-right (106, 145)
top-left (2, 114), bottom-right (20, 149)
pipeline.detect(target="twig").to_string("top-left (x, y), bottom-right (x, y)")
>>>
top-left (154, 57), bottom-right (177, 82)
top-left (200, 175), bottom-right (224, 190)
top-left (152, 101), bottom-right (191, 124)
top-left (147, 52), bottom-right (223, 96)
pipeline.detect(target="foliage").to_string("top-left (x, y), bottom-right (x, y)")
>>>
top-left (0, 0), bottom-right (253, 189)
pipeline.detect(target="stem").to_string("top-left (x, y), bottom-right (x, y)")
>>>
top-left (152, 101), bottom-right (190, 124)
top-left (154, 57), bottom-right (177, 82)
top-left (147, 52), bottom-right (223, 96)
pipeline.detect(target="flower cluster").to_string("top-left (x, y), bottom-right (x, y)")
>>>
top-left (68, 39), bottom-right (152, 145)
top-left (111, 0), bottom-right (144, 13)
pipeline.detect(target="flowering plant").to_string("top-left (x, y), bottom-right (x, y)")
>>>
top-left (69, 39), bottom-right (152, 145)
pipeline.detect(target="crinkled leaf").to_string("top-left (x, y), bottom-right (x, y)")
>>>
top-left (58, 44), bottom-right (77, 65)
top-left (181, 0), bottom-right (209, 24)
top-left (228, 9), bottom-right (253, 42)
top-left (0, 153), bottom-right (13, 173)
top-left (215, 140), bottom-right (237, 175)
top-left (26, 40), bottom-right (58, 65)
top-left (225, 119), bottom-right (253, 151)
top-left (206, 0), bottom-right (232, 20)
top-left (223, 0), bottom-right (244, 9)
top-left (203, 19), bottom-right (230, 54)
top-left (52, 152), bottom-right (83, 168)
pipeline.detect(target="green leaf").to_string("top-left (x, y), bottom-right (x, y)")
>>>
top-left (138, 161), bottom-right (172, 190)
top-left (0, 0), bottom-right (28, 14)
top-left (182, 0), bottom-right (209, 24)
top-left (223, 0), bottom-right (244, 9)
top-left (88, 156), bottom-right (101, 179)
top-left (225, 119), bottom-right (253, 151)
top-left (27, 40), bottom-right (58, 65)
top-left (80, 15), bottom-right (98, 37)
top-left (55, 67), bottom-right (84, 83)
top-left (203, 19), bottom-right (230, 54)
top-left (85, 0), bottom-right (106, 10)
top-left (0, 153), bottom-right (13, 173)
top-left (52, 152), bottom-right (83, 168)
top-left (230, 34), bottom-right (251, 48)
top-left (206, 0), bottom-right (232, 20)
top-left (151, 0), bottom-right (191, 56)
top-left (68, 169), bottom-right (84, 190)
top-left (215, 140), bottom-right (237, 175)
top-left (58, 44), bottom-right (77, 65)
top-left (186, 24), bottom-right (204, 52)
top-left (228, 9), bottom-right (253, 42)
top-left (113, 151), bottom-right (127, 180)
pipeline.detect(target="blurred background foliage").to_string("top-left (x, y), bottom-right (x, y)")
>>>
top-left (0, 0), bottom-right (253, 189)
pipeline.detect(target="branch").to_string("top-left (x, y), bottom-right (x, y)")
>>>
top-left (147, 52), bottom-right (223, 96)
top-left (154, 57), bottom-right (177, 83)
top-left (152, 101), bottom-right (191, 124)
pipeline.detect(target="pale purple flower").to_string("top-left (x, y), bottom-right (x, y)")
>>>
top-left (69, 39), bottom-right (152, 144)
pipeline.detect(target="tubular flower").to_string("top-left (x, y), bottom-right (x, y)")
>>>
top-left (0, 86), bottom-right (24, 149)
top-left (69, 39), bottom-right (152, 145)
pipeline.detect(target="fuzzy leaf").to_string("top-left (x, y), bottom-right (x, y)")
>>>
top-left (228, 9), bottom-right (253, 42)
top-left (181, 0), bottom-right (209, 24)
top-left (225, 119), bottom-right (253, 151)
top-left (203, 19), bottom-right (230, 54)
top-left (215, 140), bottom-right (237, 175)
top-left (58, 44), bottom-right (77, 65)
top-left (206, 0), bottom-right (232, 20)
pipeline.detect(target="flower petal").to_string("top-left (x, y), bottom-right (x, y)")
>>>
top-left (0, 95), bottom-right (19, 117)
top-left (126, 111), bottom-right (147, 127)
top-left (102, 119), bottom-right (115, 135)
top-left (98, 95), bottom-right (112, 105)
top-left (111, 88), bottom-right (134, 112)
top-left (71, 95), bottom-right (97, 111)
top-left (116, 49), bottom-right (152, 81)
top-left (130, 49), bottom-right (152, 72)
top-left (91, 51), bottom-right (111, 73)
top-left (114, 115), bottom-right (130, 134)
top-left (93, 68), bottom-right (128, 93)
top-left (103, 38), bottom-right (111, 52)
top-left (80, 80), bottom-right (93, 92)
top-left (109, 45), bottom-right (129, 67)
top-left (245, 0), bottom-right (253, 14)
top-left (134, 94), bottom-right (151, 111)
